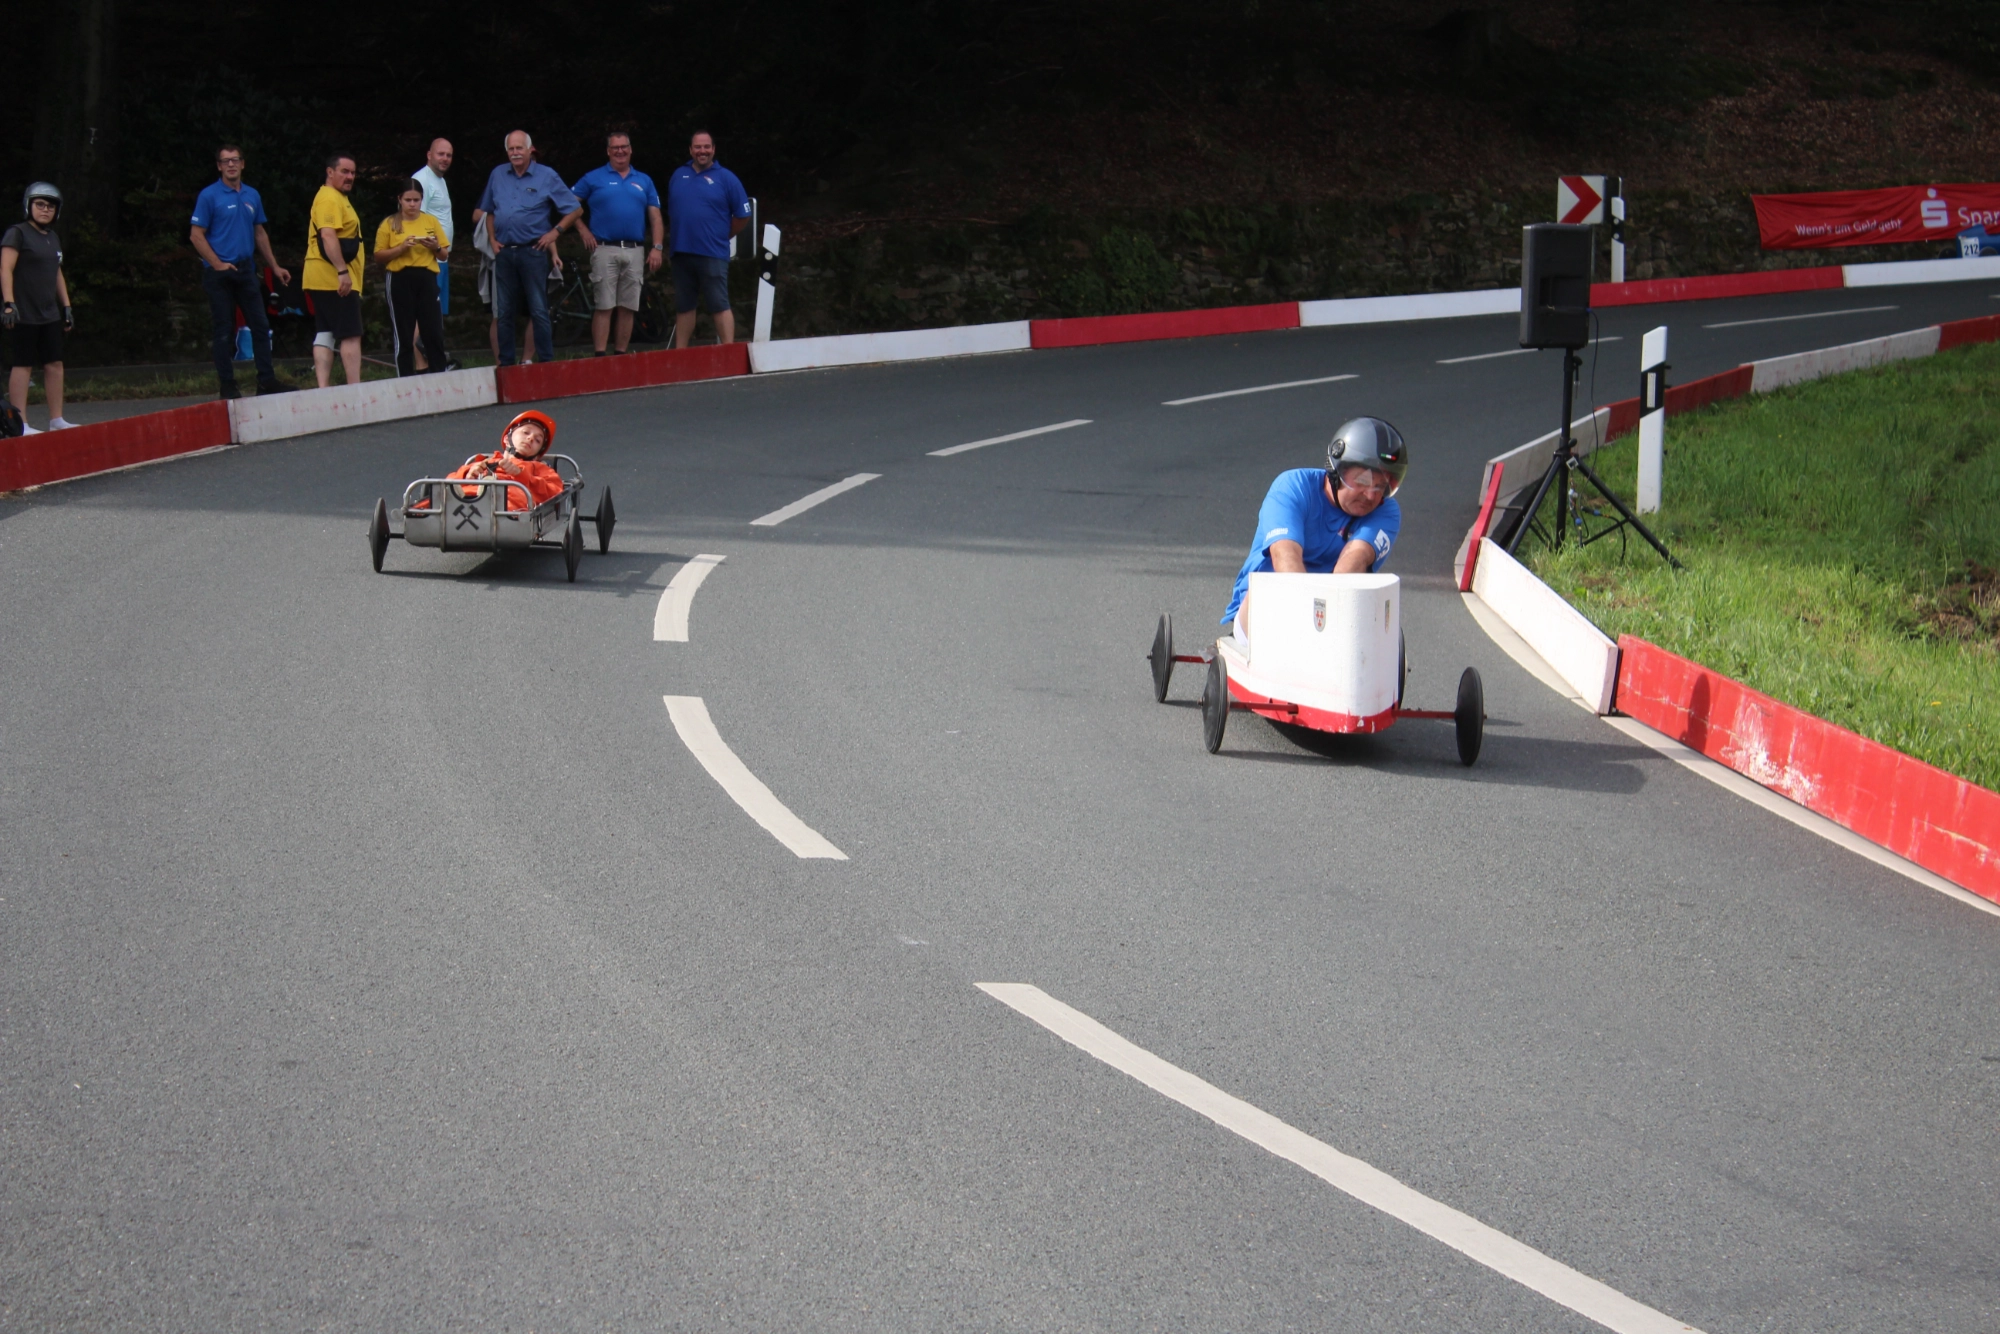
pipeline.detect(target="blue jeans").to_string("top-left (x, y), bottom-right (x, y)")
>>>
top-left (201, 264), bottom-right (276, 389)
top-left (492, 245), bottom-right (552, 365)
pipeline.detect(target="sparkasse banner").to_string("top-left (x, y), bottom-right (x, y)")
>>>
top-left (1753, 183), bottom-right (2000, 249)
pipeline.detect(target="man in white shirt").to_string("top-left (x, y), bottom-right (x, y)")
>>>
top-left (411, 138), bottom-right (456, 368)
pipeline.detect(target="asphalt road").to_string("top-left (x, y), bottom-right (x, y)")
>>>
top-left (4, 281), bottom-right (1998, 1333)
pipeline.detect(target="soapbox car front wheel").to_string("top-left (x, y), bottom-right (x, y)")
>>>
top-left (1149, 613), bottom-right (1175, 702)
top-left (1201, 653), bottom-right (1230, 754)
top-left (368, 498), bottom-right (391, 573)
top-left (1454, 667), bottom-right (1485, 766)
top-left (563, 508), bottom-right (583, 582)
top-left (594, 486), bottom-right (616, 554)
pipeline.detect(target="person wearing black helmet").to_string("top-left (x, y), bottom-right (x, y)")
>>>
top-left (1, 182), bottom-right (76, 433)
top-left (1219, 416), bottom-right (1406, 645)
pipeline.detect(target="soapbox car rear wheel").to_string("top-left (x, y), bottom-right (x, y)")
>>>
top-left (1149, 613), bottom-right (1175, 702)
top-left (563, 508), bottom-right (583, 582)
top-left (368, 498), bottom-right (390, 573)
top-left (595, 486), bottom-right (616, 554)
top-left (1454, 667), bottom-right (1485, 766)
top-left (1201, 654), bottom-right (1230, 754)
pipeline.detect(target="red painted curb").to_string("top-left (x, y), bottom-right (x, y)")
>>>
top-left (1615, 635), bottom-right (2000, 902)
top-left (495, 343), bottom-right (751, 404)
top-left (1030, 302), bottom-right (1299, 350)
top-left (1592, 267), bottom-right (1845, 308)
top-left (1937, 312), bottom-right (2000, 352)
top-left (1664, 364), bottom-right (1755, 416)
top-left (0, 401), bottom-right (233, 492)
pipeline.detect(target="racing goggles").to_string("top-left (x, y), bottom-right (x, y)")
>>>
top-left (1337, 464), bottom-right (1394, 495)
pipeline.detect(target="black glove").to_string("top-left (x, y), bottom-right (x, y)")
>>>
top-left (62, 305), bottom-right (73, 332)
top-left (1, 303), bottom-right (15, 330)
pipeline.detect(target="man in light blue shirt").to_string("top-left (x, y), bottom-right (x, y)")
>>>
top-left (188, 144), bottom-right (292, 399)
top-left (411, 138), bottom-right (455, 325)
top-left (572, 132), bottom-right (664, 355)
top-left (665, 131), bottom-right (750, 347)
top-left (472, 130), bottom-right (583, 365)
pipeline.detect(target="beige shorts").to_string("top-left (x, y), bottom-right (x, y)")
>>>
top-left (590, 245), bottom-right (646, 311)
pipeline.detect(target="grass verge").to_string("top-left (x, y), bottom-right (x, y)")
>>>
top-left (1521, 340), bottom-right (2000, 792)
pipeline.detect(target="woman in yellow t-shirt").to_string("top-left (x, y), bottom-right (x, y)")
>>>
top-left (304, 154), bottom-right (365, 387)
top-left (374, 180), bottom-right (450, 377)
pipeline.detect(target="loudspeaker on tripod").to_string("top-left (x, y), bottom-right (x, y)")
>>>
top-left (1519, 223), bottom-right (1594, 350)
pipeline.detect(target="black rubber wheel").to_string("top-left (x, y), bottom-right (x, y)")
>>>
top-left (1201, 654), bottom-right (1230, 754)
top-left (1455, 666), bottom-right (1485, 766)
top-left (595, 486), bottom-right (616, 553)
top-left (563, 508), bottom-right (583, 583)
top-left (1149, 613), bottom-right (1174, 702)
top-left (368, 498), bottom-right (390, 573)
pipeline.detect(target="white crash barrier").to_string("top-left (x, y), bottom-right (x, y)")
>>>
top-left (1469, 538), bottom-right (1618, 713)
top-left (1236, 571), bottom-right (1401, 720)
top-left (1299, 288), bottom-right (1520, 328)
top-left (229, 367), bottom-right (498, 444)
top-left (1841, 254), bottom-right (2000, 287)
top-left (1477, 407), bottom-right (1612, 507)
top-left (1749, 326), bottom-right (1942, 393)
top-left (748, 321), bottom-right (1032, 373)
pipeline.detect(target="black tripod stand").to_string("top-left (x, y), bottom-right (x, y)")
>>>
top-left (1503, 347), bottom-right (1682, 569)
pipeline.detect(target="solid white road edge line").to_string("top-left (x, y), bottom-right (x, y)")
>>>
top-left (1702, 304), bottom-right (1896, 329)
top-left (928, 418), bottom-right (1093, 456)
top-left (750, 473), bottom-right (881, 526)
top-left (653, 554), bottom-right (726, 642)
top-left (1459, 593), bottom-right (2000, 919)
top-left (1162, 373), bottom-right (1357, 406)
top-left (977, 983), bottom-right (1706, 1334)
top-left (662, 696), bottom-right (847, 859)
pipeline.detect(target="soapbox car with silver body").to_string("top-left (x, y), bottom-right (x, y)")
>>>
top-left (1149, 571), bottom-right (1484, 764)
top-left (367, 452), bottom-right (615, 582)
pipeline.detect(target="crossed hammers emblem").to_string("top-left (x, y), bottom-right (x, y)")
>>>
top-left (452, 502), bottom-right (482, 530)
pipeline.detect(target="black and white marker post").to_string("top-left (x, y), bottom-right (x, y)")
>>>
top-left (1637, 325), bottom-right (1668, 513)
top-left (1609, 176), bottom-right (1626, 284)
top-left (752, 222), bottom-right (781, 344)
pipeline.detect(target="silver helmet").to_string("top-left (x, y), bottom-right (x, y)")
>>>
top-left (22, 181), bottom-right (62, 220)
top-left (1327, 417), bottom-right (1408, 496)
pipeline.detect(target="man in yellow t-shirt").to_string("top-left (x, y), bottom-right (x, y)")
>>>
top-left (303, 152), bottom-right (364, 388)
top-left (373, 179), bottom-right (450, 377)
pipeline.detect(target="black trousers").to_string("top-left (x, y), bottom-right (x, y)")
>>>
top-left (387, 267), bottom-right (448, 376)
top-left (201, 265), bottom-right (275, 390)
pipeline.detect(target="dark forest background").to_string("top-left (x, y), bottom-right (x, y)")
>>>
top-left (14, 0), bottom-right (2000, 365)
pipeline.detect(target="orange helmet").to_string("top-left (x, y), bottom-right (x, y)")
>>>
top-left (503, 410), bottom-right (556, 457)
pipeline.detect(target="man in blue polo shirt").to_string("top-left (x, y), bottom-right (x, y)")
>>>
top-left (1221, 417), bottom-right (1406, 647)
top-left (665, 130), bottom-right (750, 347)
top-left (188, 144), bottom-right (292, 399)
top-left (572, 131), bottom-right (664, 356)
top-left (472, 130), bottom-right (583, 366)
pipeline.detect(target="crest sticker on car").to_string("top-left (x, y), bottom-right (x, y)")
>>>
top-left (1313, 598), bottom-right (1326, 631)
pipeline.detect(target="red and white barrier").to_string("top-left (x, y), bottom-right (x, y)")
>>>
top-left (1029, 303), bottom-right (1297, 349)
top-left (1616, 636), bottom-right (1999, 903)
top-left (1748, 326), bottom-right (1941, 393)
top-left (0, 401), bottom-right (232, 491)
top-left (1301, 289), bottom-right (1520, 326)
top-left (747, 322), bottom-right (1029, 373)
top-left (496, 343), bottom-right (748, 402)
top-left (1468, 539), bottom-right (1620, 713)
top-left (229, 367), bottom-right (497, 444)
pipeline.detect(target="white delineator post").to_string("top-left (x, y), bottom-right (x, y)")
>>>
top-left (1636, 325), bottom-right (1667, 514)
top-left (752, 223), bottom-right (781, 344)
top-left (1610, 182), bottom-right (1627, 284)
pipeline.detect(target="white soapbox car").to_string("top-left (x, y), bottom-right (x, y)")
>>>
top-left (1149, 572), bottom-right (1485, 764)
top-left (366, 452), bottom-right (614, 582)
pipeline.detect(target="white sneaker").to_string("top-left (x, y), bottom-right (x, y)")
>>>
top-left (19, 422), bottom-right (40, 435)
top-left (47, 417), bottom-right (76, 430)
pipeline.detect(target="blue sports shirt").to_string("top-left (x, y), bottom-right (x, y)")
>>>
top-left (190, 179), bottom-right (268, 266)
top-left (1220, 468), bottom-right (1400, 625)
top-left (666, 163), bottom-right (750, 259)
top-left (571, 165), bottom-right (661, 243)
top-left (477, 162), bottom-right (582, 246)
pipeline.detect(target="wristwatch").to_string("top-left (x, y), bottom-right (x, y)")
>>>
top-left (651, 244), bottom-right (664, 251)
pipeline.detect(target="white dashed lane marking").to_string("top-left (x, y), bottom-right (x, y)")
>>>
top-left (654, 554), bottom-right (726, 642)
top-left (1703, 304), bottom-right (1896, 329)
top-left (979, 983), bottom-right (1708, 1334)
top-left (928, 419), bottom-right (1092, 456)
top-left (750, 473), bottom-right (881, 527)
top-left (662, 696), bottom-right (847, 859)
top-left (1163, 374), bottom-right (1356, 405)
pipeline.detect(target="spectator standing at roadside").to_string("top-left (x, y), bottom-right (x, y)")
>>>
top-left (572, 131), bottom-right (663, 356)
top-left (189, 144), bottom-right (293, 400)
top-left (666, 131), bottom-right (750, 347)
top-left (303, 152), bottom-right (365, 388)
top-left (1, 182), bottom-right (76, 433)
top-left (373, 179), bottom-right (449, 377)
top-left (411, 138), bottom-right (456, 314)
top-left (472, 131), bottom-right (581, 366)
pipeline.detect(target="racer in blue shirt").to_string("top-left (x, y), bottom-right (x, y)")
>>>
top-left (1221, 417), bottom-right (1407, 645)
